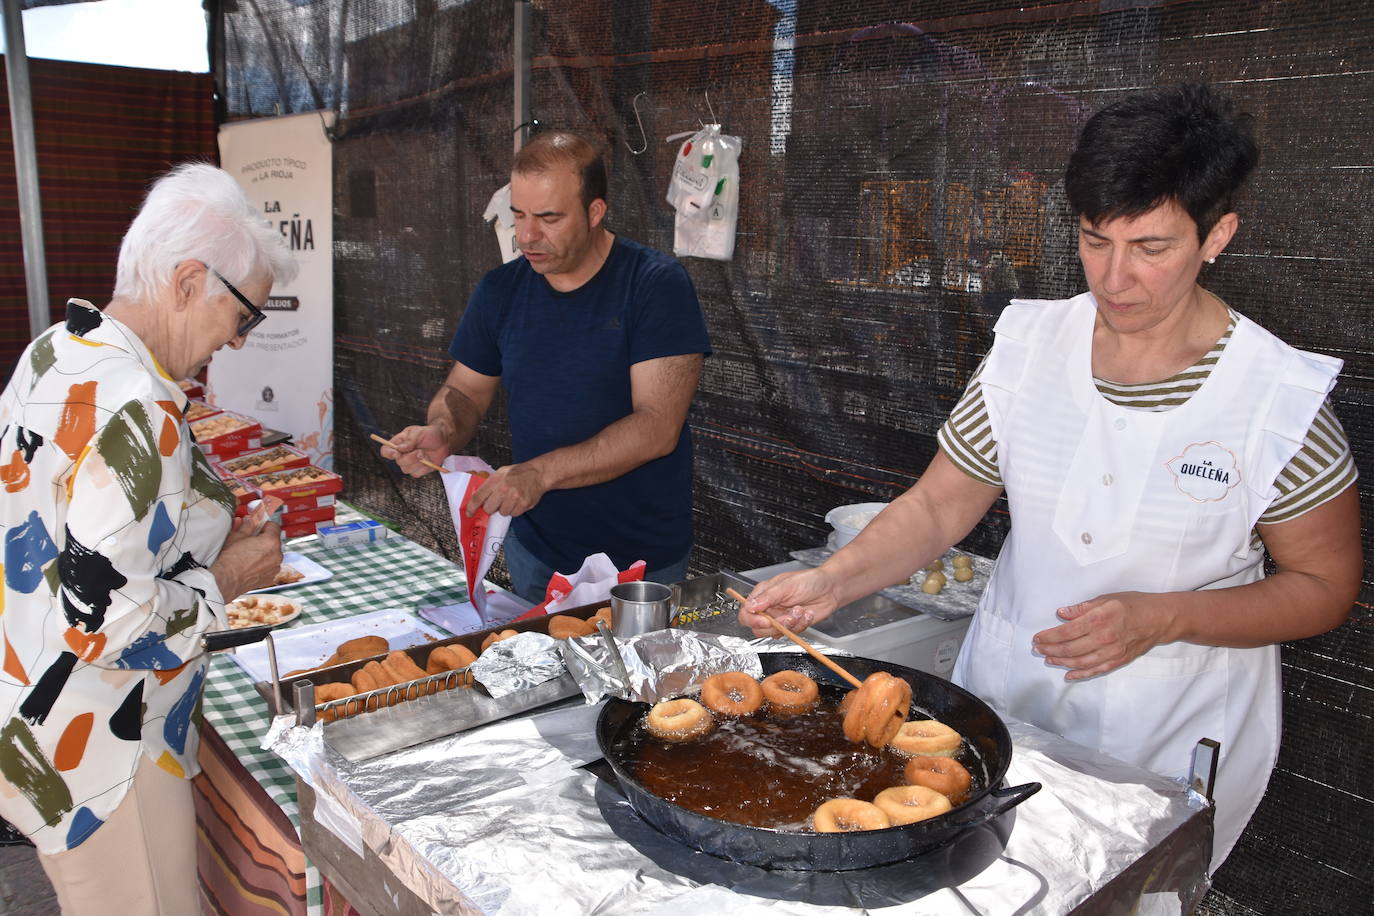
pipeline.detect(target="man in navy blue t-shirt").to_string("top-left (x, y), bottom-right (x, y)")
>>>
top-left (383, 131), bottom-right (712, 603)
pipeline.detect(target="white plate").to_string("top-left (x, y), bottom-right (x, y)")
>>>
top-left (248, 552), bottom-right (332, 593)
top-left (229, 607), bottom-right (451, 683)
top-left (227, 594), bottom-right (305, 630)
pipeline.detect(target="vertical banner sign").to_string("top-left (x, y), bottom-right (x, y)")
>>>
top-left (213, 112), bottom-right (335, 468)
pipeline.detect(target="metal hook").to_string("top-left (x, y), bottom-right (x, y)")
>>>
top-left (626, 92), bottom-right (649, 155)
top-left (705, 90), bottom-right (718, 126)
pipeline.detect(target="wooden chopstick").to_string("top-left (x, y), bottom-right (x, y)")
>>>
top-left (725, 586), bottom-right (864, 689)
top-left (370, 433), bottom-right (448, 474)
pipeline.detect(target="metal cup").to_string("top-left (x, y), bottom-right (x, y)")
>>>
top-left (610, 581), bottom-right (674, 638)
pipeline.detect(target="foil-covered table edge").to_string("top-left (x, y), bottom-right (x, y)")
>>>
top-left (268, 705), bottom-right (1211, 915)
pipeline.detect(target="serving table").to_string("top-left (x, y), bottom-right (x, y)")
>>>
top-left (279, 695), bottom-right (1212, 915)
top-left (199, 524), bottom-right (1214, 915)
top-left (196, 510), bottom-right (479, 915)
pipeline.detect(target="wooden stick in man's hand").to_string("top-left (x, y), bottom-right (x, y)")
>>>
top-left (370, 433), bottom-right (448, 474)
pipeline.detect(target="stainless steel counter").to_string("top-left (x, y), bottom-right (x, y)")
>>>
top-left (738, 560), bottom-right (974, 678)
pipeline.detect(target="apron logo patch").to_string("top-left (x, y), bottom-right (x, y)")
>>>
top-left (1166, 441), bottom-right (1241, 502)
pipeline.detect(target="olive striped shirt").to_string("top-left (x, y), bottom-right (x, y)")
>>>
top-left (938, 314), bottom-right (1356, 524)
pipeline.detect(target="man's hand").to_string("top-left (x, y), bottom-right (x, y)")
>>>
top-left (381, 424), bottom-right (452, 477)
top-left (211, 518), bottom-right (285, 600)
top-left (1032, 592), bottom-right (1174, 680)
top-left (465, 462), bottom-right (548, 517)
top-left (737, 568), bottom-right (843, 637)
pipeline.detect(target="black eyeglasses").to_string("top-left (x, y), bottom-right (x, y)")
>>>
top-left (210, 269), bottom-right (267, 337)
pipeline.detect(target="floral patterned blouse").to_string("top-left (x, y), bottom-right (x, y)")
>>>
top-left (0, 300), bottom-right (235, 854)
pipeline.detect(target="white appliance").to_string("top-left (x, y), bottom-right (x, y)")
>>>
top-left (741, 559), bottom-right (976, 679)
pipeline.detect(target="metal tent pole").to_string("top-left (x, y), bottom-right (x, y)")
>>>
top-left (513, 0), bottom-right (530, 153)
top-left (2, 0), bottom-right (49, 336)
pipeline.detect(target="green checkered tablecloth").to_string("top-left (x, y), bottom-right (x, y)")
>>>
top-left (200, 508), bottom-right (469, 913)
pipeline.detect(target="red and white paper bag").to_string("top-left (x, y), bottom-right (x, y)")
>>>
top-left (515, 553), bottom-right (646, 621)
top-left (440, 456), bottom-right (512, 624)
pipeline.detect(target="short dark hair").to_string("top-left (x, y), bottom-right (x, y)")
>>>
top-left (1065, 83), bottom-right (1259, 241)
top-left (512, 131), bottom-right (608, 210)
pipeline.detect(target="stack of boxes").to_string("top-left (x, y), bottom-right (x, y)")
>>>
top-left (186, 387), bottom-right (342, 538)
top-left (235, 462), bottom-right (342, 537)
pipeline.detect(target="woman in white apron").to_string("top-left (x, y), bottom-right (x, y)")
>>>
top-left (738, 84), bottom-right (1361, 874)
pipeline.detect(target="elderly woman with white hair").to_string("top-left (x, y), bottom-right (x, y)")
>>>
top-left (0, 162), bottom-right (294, 913)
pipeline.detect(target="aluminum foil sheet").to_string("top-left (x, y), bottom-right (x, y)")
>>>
top-left (561, 627), bottom-right (764, 704)
top-left (268, 703), bottom-right (1210, 915)
top-left (469, 631), bottom-right (566, 698)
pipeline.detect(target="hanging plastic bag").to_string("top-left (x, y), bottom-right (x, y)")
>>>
top-left (666, 124), bottom-right (741, 261)
top-left (483, 183), bottom-right (520, 263)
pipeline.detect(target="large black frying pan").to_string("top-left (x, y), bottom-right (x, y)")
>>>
top-left (596, 652), bottom-right (1040, 871)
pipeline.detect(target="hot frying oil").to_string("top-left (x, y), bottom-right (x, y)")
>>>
top-left (619, 689), bottom-right (982, 831)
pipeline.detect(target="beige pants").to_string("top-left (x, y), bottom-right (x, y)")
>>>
top-left (38, 753), bottom-right (198, 915)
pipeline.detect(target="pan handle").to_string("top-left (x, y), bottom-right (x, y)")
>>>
top-left (202, 624), bottom-right (274, 653)
top-left (945, 781), bottom-right (1041, 830)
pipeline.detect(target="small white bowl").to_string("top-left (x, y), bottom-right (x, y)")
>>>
top-left (824, 502), bottom-right (889, 549)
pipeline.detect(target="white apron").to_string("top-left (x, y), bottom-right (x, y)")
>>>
top-left (951, 293), bottom-right (1341, 872)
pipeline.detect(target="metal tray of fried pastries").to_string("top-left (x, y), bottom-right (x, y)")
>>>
top-left (255, 612), bottom-right (593, 761)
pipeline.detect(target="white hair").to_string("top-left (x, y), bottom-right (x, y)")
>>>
top-left (114, 161), bottom-right (297, 303)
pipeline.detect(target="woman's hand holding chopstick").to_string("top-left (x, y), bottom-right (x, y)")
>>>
top-left (734, 567), bottom-right (843, 638)
top-left (726, 586), bottom-right (863, 688)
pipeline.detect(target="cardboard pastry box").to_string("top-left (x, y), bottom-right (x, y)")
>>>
top-left (217, 444), bottom-right (310, 477)
top-left (240, 465), bottom-right (343, 502)
top-left (183, 399), bottom-right (222, 423)
top-left (316, 520), bottom-right (392, 548)
top-left (191, 410), bottom-right (263, 458)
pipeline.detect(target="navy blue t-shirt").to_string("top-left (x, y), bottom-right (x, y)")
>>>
top-left (449, 236), bottom-right (712, 573)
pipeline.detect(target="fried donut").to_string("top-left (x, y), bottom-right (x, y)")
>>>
top-left (426, 645), bottom-right (476, 686)
top-left (761, 670), bottom-right (820, 714)
top-left (315, 682), bottom-right (354, 702)
top-left (592, 606), bottom-right (613, 627)
top-left (889, 719), bottom-right (962, 757)
top-left (480, 629), bottom-right (519, 653)
top-left (331, 635), bottom-right (387, 664)
top-left (904, 756), bottom-right (972, 801)
top-left (872, 785), bottom-right (952, 825)
top-left (841, 677), bottom-right (876, 743)
top-left (700, 672), bottom-right (765, 717)
top-left (352, 661), bottom-right (396, 709)
top-left (314, 683), bottom-right (357, 722)
top-left (547, 615), bottom-right (596, 640)
top-left (381, 650), bottom-right (431, 694)
top-left (644, 698), bottom-right (713, 742)
top-left (812, 798), bottom-right (891, 833)
top-left (842, 672), bottom-right (912, 748)
top-left (350, 662), bottom-right (382, 693)
top-left (864, 676), bottom-right (912, 746)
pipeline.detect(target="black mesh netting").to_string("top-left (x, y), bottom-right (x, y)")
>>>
top-left (220, 1), bottom-right (1372, 911)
